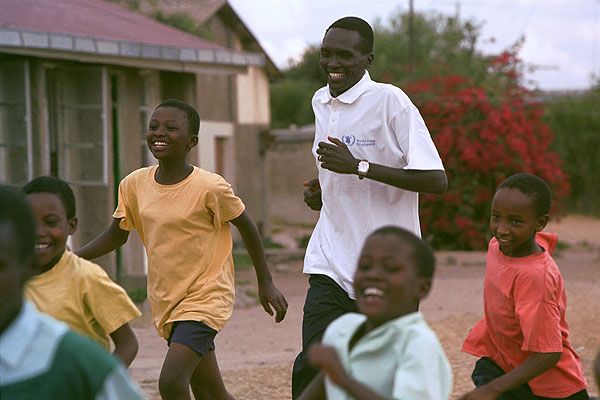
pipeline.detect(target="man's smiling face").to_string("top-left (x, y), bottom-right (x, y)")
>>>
top-left (319, 27), bottom-right (373, 97)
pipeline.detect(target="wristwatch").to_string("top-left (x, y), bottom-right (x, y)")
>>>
top-left (357, 160), bottom-right (369, 180)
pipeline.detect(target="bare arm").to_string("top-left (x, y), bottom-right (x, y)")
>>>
top-left (459, 352), bottom-right (562, 400)
top-left (297, 371), bottom-right (326, 400)
top-left (306, 344), bottom-right (388, 400)
top-left (109, 323), bottom-right (139, 367)
top-left (76, 218), bottom-right (130, 260)
top-left (316, 136), bottom-right (447, 194)
top-left (230, 210), bottom-right (288, 322)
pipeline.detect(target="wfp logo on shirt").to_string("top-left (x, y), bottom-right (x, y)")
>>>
top-left (342, 134), bottom-right (356, 146)
top-left (342, 134), bottom-right (376, 147)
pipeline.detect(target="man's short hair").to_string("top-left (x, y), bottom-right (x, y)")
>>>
top-left (23, 176), bottom-right (76, 219)
top-left (0, 185), bottom-right (36, 263)
top-left (326, 16), bottom-right (374, 54)
top-left (497, 173), bottom-right (552, 216)
top-left (157, 99), bottom-right (200, 137)
top-left (369, 226), bottom-right (435, 279)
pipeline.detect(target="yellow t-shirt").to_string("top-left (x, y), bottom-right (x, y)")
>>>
top-left (25, 250), bottom-right (141, 350)
top-left (113, 166), bottom-right (245, 339)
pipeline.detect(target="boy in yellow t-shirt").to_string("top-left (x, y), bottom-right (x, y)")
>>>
top-left (77, 99), bottom-right (288, 400)
top-left (23, 176), bottom-right (141, 367)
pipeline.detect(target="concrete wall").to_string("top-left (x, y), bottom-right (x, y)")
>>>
top-left (264, 128), bottom-right (319, 231)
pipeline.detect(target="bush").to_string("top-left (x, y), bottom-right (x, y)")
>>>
top-left (544, 87), bottom-right (600, 215)
top-left (407, 73), bottom-right (569, 250)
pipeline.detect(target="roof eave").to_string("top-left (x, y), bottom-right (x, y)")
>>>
top-left (0, 28), bottom-right (265, 72)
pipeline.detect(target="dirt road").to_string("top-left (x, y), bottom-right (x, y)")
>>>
top-left (130, 215), bottom-right (600, 399)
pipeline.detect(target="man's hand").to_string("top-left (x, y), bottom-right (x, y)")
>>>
top-left (308, 344), bottom-right (348, 386)
top-left (316, 136), bottom-right (359, 174)
top-left (257, 279), bottom-right (288, 323)
top-left (303, 178), bottom-right (322, 211)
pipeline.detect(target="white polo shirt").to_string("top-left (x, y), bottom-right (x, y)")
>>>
top-left (322, 312), bottom-right (452, 400)
top-left (304, 71), bottom-right (444, 298)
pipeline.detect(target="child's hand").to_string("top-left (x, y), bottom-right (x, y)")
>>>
top-left (257, 280), bottom-right (288, 322)
top-left (458, 386), bottom-right (500, 400)
top-left (308, 344), bottom-right (347, 386)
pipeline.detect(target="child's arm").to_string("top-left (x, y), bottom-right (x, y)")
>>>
top-left (230, 210), bottom-right (288, 322)
top-left (297, 371), bottom-right (326, 400)
top-left (109, 323), bottom-right (139, 367)
top-left (306, 344), bottom-right (388, 400)
top-left (459, 352), bottom-right (561, 400)
top-left (76, 218), bottom-right (130, 260)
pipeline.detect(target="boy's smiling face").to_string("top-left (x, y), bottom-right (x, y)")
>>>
top-left (26, 192), bottom-right (77, 273)
top-left (147, 106), bottom-right (198, 161)
top-left (490, 187), bottom-right (548, 257)
top-left (354, 233), bottom-right (431, 330)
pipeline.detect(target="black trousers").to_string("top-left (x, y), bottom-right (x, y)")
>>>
top-left (472, 358), bottom-right (589, 400)
top-left (291, 274), bottom-right (357, 399)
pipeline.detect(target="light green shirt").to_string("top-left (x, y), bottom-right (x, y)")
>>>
top-left (0, 302), bottom-right (144, 399)
top-left (322, 312), bottom-right (452, 400)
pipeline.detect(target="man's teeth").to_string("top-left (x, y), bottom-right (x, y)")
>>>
top-left (35, 243), bottom-right (50, 249)
top-left (329, 72), bottom-right (345, 79)
top-left (153, 141), bottom-right (167, 146)
top-left (363, 287), bottom-right (384, 296)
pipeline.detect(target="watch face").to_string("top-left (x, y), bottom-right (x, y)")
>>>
top-left (358, 161), bottom-right (369, 173)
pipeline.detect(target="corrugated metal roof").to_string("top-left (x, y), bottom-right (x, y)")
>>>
top-left (0, 0), bottom-right (264, 67)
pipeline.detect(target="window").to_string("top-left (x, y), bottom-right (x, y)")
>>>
top-left (47, 66), bottom-right (107, 185)
top-left (0, 60), bottom-right (31, 185)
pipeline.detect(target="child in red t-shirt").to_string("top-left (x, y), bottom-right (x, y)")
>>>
top-left (461, 173), bottom-right (589, 400)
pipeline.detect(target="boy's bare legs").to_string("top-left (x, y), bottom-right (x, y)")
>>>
top-left (190, 350), bottom-right (234, 400)
top-left (159, 343), bottom-right (234, 400)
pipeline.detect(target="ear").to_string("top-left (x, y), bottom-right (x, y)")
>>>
top-left (68, 217), bottom-right (78, 236)
top-left (365, 52), bottom-right (374, 69)
top-left (416, 277), bottom-right (432, 300)
top-left (535, 214), bottom-right (549, 232)
top-left (187, 135), bottom-right (198, 151)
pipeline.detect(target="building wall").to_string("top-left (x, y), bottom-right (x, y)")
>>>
top-left (0, 54), bottom-right (221, 279)
top-left (265, 133), bottom-right (319, 231)
top-left (237, 66), bottom-right (270, 125)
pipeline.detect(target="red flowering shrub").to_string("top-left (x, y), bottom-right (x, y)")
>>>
top-left (407, 73), bottom-right (569, 250)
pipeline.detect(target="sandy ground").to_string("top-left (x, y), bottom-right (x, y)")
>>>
top-left (130, 215), bottom-right (600, 399)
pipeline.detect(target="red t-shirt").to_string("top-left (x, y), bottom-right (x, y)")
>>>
top-left (462, 232), bottom-right (587, 397)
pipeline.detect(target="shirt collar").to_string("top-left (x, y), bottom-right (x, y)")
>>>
top-left (318, 71), bottom-right (373, 105)
top-left (0, 302), bottom-right (37, 368)
top-left (337, 311), bottom-right (424, 340)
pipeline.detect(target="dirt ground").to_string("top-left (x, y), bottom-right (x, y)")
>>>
top-left (130, 215), bottom-right (600, 399)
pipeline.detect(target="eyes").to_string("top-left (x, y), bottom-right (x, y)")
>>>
top-left (320, 48), bottom-right (355, 61)
top-left (357, 259), bottom-right (404, 273)
top-left (148, 122), bottom-right (180, 132)
top-left (491, 214), bottom-right (524, 227)
top-left (44, 216), bottom-right (61, 227)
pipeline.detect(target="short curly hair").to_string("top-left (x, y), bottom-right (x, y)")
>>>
top-left (23, 176), bottom-right (76, 219)
top-left (497, 173), bottom-right (552, 216)
top-left (326, 16), bottom-right (374, 54)
top-left (156, 99), bottom-right (200, 137)
top-left (367, 226), bottom-right (435, 279)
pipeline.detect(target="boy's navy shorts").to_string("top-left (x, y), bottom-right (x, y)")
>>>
top-left (167, 320), bottom-right (217, 357)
